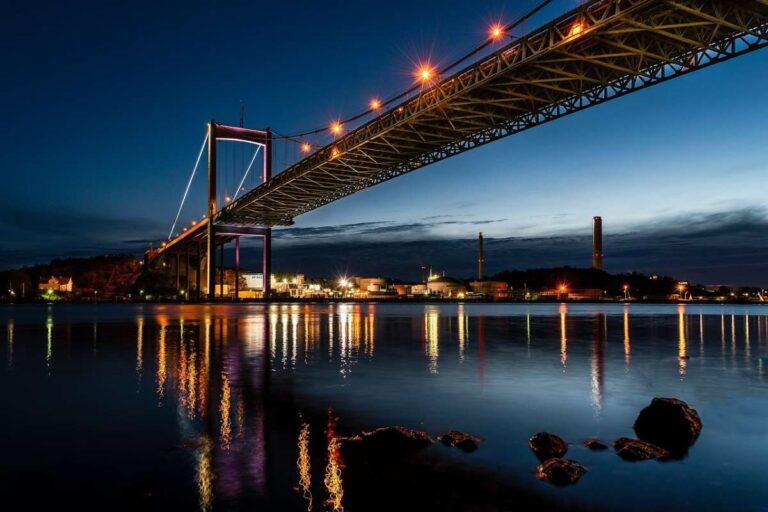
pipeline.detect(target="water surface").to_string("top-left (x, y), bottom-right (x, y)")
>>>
top-left (1, 303), bottom-right (767, 511)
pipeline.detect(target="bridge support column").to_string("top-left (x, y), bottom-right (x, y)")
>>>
top-left (263, 231), bottom-right (271, 300)
top-left (196, 242), bottom-right (202, 299)
top-left (175, 253), bottom-right (180, 293)
top-left (219, 242), bottom-right (225, 299)
top-left (206, 121), bottom-right (217, 301)
top-left (262, 129), bottom-right (272, 301)
top-left (185, 250), bottom-right (190, 298)
top-left (235, 237), bottom-right (240, 301)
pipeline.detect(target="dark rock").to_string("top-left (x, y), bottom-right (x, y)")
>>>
top-left (440, 430), bottom-right (482, 452)
top-left (536, 458), bottom-right (587, 485)
top-left (528, 432), bottom-right (568, 461)
top-left (613, 437), bottom-right (669, 461)
top-left (582, 438), bottom-right (609, 451)
top-left (633, 397), bottom-right (702, 454)
top-left (343, 426), bottom-right (432, 453)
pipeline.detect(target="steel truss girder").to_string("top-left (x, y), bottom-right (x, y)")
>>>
top-left (220, 0), bottom-right (768, 225)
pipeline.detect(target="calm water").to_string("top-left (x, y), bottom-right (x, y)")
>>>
top-left (1, 303), bottom-right (767, 511)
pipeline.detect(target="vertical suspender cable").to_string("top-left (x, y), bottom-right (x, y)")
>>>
top-left (169, 133), bottom-right (209, 240)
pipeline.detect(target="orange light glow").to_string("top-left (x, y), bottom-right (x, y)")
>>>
top-left (489, 24), bottom-right (505, 41)
top-left (567, 21), bottom-right (585, 39)
top-left (559, 284), bottom-right (567, 293)
top-left (330, 121), bottom-right (343, 135)
top-left (416, 63), bottom-right (436, 84)
top-left (301, 142), bottom-right (311, 153)
top-left (330, 147), bottom-right (340, 159)
top-left (225, 195), bottom-right (232, 202)
top-left (370, 98), bottom-right (382, 111)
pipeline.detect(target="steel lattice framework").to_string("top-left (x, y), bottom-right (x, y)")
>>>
top-left (221, 0), bottom-right (768, 227)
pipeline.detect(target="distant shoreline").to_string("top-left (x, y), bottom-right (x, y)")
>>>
top-left (2, 298), bottom-right (766, 306)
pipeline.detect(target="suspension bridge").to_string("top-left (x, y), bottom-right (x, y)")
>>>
top-left (147, 0), bottom-right (768, 300)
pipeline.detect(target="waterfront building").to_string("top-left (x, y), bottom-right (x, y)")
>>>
top-left (39, 276), bottom-right (73, 293)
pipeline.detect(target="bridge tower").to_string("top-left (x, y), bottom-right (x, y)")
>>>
top-left (206, 122), bottom-right (217, 301)
top-left (205, 121), bottom-right (272, 301)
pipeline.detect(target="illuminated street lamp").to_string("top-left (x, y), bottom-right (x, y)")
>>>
top-left (566, 20), bottom-right (586, 40)
top-left (623, 284), bottom-right (630, 300)
top-left (489, 23), bottom-right (505, 41)
top-left (416, 63), bottom-right (436, 84)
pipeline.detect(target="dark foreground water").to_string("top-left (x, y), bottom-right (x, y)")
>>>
top-left (1, 303), bottom-right (767, 511)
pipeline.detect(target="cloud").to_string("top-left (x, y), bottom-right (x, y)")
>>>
top-left (256, 207), bottom-right (768, 286)
top-left (273, 217), bottom-right (508, 244)
top-left (2, 204), bottom-right (767, 286)
top-left (0, 206), bottom-right (166, 268)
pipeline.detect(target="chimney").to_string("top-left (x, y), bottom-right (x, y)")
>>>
top-left (478, 232), bottom-right (484, 280)
top-left (592, 216), bottom-right (603, 270)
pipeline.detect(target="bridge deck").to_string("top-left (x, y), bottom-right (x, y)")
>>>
top-left (219, 0), bottom-right (768, 227)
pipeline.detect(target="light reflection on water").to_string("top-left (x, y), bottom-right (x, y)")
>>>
top-left (1, 303), bottom-right (767, 511)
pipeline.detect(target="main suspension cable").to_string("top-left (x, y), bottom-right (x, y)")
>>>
top-left (275, 0), bottom-right (554, 141)
top-left (169, 133), bottom-right (209, 240)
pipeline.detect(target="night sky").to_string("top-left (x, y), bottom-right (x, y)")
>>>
top-left (3, 0), bottom-right (768, 285)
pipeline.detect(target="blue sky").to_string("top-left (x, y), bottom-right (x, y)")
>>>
top-left (2, 0), bottom-right (767, 284)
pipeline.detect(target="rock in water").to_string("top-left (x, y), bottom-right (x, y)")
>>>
top-left (633, 397), bottom-right (702, 454)
top-left (528, 432), bottom-right (568, 461)
top-left (536, 459), bottom-right (587, 485)
top-left (582, 438), bottom-right (609, 451)
top-left (344, 426), bottom-right (432, 452)
top-left (612, 437), bottom-right (669, 461)
top-left (439, 431), bottom-right (481, 452)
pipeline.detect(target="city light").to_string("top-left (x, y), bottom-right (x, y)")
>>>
top-left (330, 121), bottom-right (343, 136)
top-left (225, 195), bottom-right (232, 203)
top-left (489, 23), bottom-right (505, 41)
top-left (370, 98), bottom-right (382, 111)
top-left (339, 277), bottom-right (348, 288)
top-left (330, 147), bottom-right (340, 159)
top-left (301, 142), bottom-right (311, 153)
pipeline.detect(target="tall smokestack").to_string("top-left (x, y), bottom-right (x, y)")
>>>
top-left (478, 232), bottom-right (484, 280)
top-left (592, 216), bottom-right (603, 270)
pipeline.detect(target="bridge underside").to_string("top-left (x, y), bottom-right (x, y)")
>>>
top-left (219, 0), bottom-right (768, 227)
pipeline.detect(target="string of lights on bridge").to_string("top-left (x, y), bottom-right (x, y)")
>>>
top-left (275, 0), bottom-right (565, 153)
top-left (164, 0), bottom-right (592, 244)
